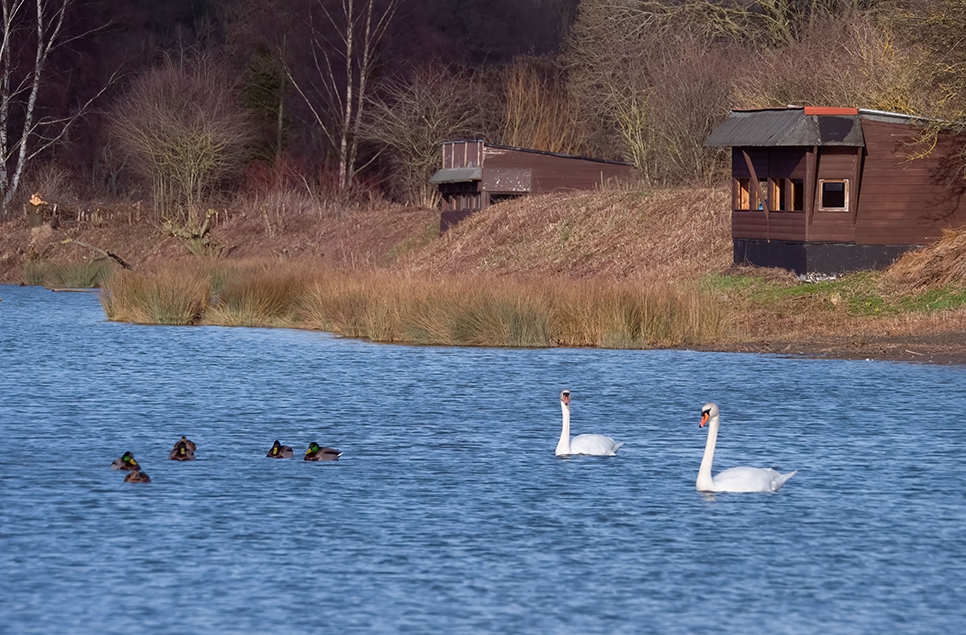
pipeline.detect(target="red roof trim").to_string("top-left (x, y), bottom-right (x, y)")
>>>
top-left (804, 107), bottom-right (858, 116)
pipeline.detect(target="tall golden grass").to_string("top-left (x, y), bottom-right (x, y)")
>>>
top-left (100, 266), bottom-right (209, 325)
top-left (99, 261), bottom-right (728, 348)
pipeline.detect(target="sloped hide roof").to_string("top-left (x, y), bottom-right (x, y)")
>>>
top-left (704, 107), bottom-right (865, 147)
top-left (429, 167), bottom-right (483, 184)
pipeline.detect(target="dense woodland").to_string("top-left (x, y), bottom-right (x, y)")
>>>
top-left (3, 0), bottom-right (966, 225)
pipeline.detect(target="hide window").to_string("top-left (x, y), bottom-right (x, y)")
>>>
top-left (764, 179), bottom-right (805, 212)
top-left (819, 179), bottom-right (848, 211)
top-left (791, 179), bottom-right (804, 211)
top-left (736, 178), bottom-right (751, 210)
top-left (770, 179), bottom-right (787, 211)
top-left (757, 179), bottom-right (768, 210)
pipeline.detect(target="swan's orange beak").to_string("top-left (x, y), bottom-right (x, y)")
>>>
top-left (562, 394), bottom-right (570, 406)
top-left (699, 412), bottom-right (709, 428)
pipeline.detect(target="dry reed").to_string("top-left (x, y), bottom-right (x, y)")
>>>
top-left (99, 261), bottom-right (727, 348)
top-left (100, 266), bottom-right (209, 325)
top-left (204, 261), bottom-right (312, 327)
top-left (884, 227), bottom-right (966, 290)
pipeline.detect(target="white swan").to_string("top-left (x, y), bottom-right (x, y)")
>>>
top-left (697, 402), bottom-right (796, 493)
top-left (555, 390), bottom-right (624, 456)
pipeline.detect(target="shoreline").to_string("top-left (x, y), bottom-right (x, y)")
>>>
top-left (3, 280), bottom-right (965, 366)
top-left (694, 334), bottom-right (966, 366)
top-left (2, 187), bottom-right (965, 367)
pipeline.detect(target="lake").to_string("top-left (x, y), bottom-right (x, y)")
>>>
top-left (1, 283), bottom-right (964, 634)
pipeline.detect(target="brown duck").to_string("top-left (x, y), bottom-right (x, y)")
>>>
top-left (124, 470), bottom-right (151, 483)
top-left (168, 439), bottom-right (196, 461)
top-left (174, 436), bottom-right (197, 452)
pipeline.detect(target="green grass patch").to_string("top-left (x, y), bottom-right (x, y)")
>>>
top-left (899, 286), bottom-right (966, 312)
top-left (701, 270), bottom-right (966, 318)
top-left (384, 220), bottom-right (440, 263)
top-left (697, 273), bottom-right (761, 293)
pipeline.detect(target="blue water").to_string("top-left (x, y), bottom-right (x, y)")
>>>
top-left (1, 283), bottom-right (965, 634)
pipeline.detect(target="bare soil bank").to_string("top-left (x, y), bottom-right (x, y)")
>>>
top-left (2, 188), bottom-right (965, 365)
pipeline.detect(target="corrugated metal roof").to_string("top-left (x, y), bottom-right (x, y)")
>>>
top-left (429, 167), bottom-right (482, 184)
top-left (704, 108), bottom-right (865, 147)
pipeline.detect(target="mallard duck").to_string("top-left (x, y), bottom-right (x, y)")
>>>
top-left (266, 440), bottom-right (294, 458)
top-left (124, 470), bottom-right (151, 483)
top-left (304, 441), bottom-right (341, 461)
top-left (168, 439), bottom-right (195, 461)
top-left (111, 451), bottom-right (140, 471)
top-left (173, 436), bottom-right (197, 452)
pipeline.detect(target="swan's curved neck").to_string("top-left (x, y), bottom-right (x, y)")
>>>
top-left (555, 402), bottom-right (571, 456)
top-left (697, 414), bottom-right (719, 491)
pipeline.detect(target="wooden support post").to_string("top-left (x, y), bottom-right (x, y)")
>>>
top-left (805, 146), bottom-right (818, 235)
top-left (742, 149), bottom-right (769, 241)
top-left (850, 145), bottom-right (863, 226)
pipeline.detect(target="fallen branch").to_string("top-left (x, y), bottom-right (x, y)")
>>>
top-left (61, 238), bottom-right (133, 269)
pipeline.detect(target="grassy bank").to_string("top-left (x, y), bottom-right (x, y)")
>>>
top-left (97, 258), bottom-right (966, 353)
top-left (99, 261), bottom-right (729, 348)
top-left (9, 185), bottom-right (966, 357)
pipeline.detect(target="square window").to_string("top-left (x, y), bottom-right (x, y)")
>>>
top-left (819, 179), bottom-right (848, 211)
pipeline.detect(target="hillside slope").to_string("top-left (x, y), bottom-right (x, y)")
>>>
top-left (0, 186), bottom-right (732, 283)
top-left (400, 188), bottom-right (732, 280)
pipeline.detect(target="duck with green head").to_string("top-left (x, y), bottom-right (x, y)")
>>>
top-left (111, 451), bottom-right (140, 471)
top-left (304, 442), bottom-right (341, 461)
top-left (266, 440), bottom-right (294, 458)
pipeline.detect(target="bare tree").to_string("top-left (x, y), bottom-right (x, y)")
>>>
top-left (885, 0), bottom-right (966, 177)
top-left (733, 14), bottom-right (923, 113)
top-left (500, 56), bottom-right (586, 155)
top-left (288, 0), bottom-right (396, 191)
top-left (566, 1), bottom-right (736, 183)
top-left (363, 65), bottom-right (495, 207)
top-left (0, 0), bottom-right (113, 217)
top-left (111, 54), bottom-right (253, 225)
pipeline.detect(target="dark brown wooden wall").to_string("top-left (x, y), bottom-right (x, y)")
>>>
top-left (731, 148), bottom-right (807, 241)
top-left (855, 120), bottom-right (966, 245)
top-left (483, 147), bottom-right (633, 193)
top-left (730, 124), bottom-right (966, 247)
top-left (809, 148), bottom-right (858, 242)
top-left (732, 210), bottom-right (806, 241)
top-left (732, 149), bottom-right (806, 180)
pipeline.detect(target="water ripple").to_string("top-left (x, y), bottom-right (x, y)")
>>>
top-left (1, 284), bottom-right (965, 634)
